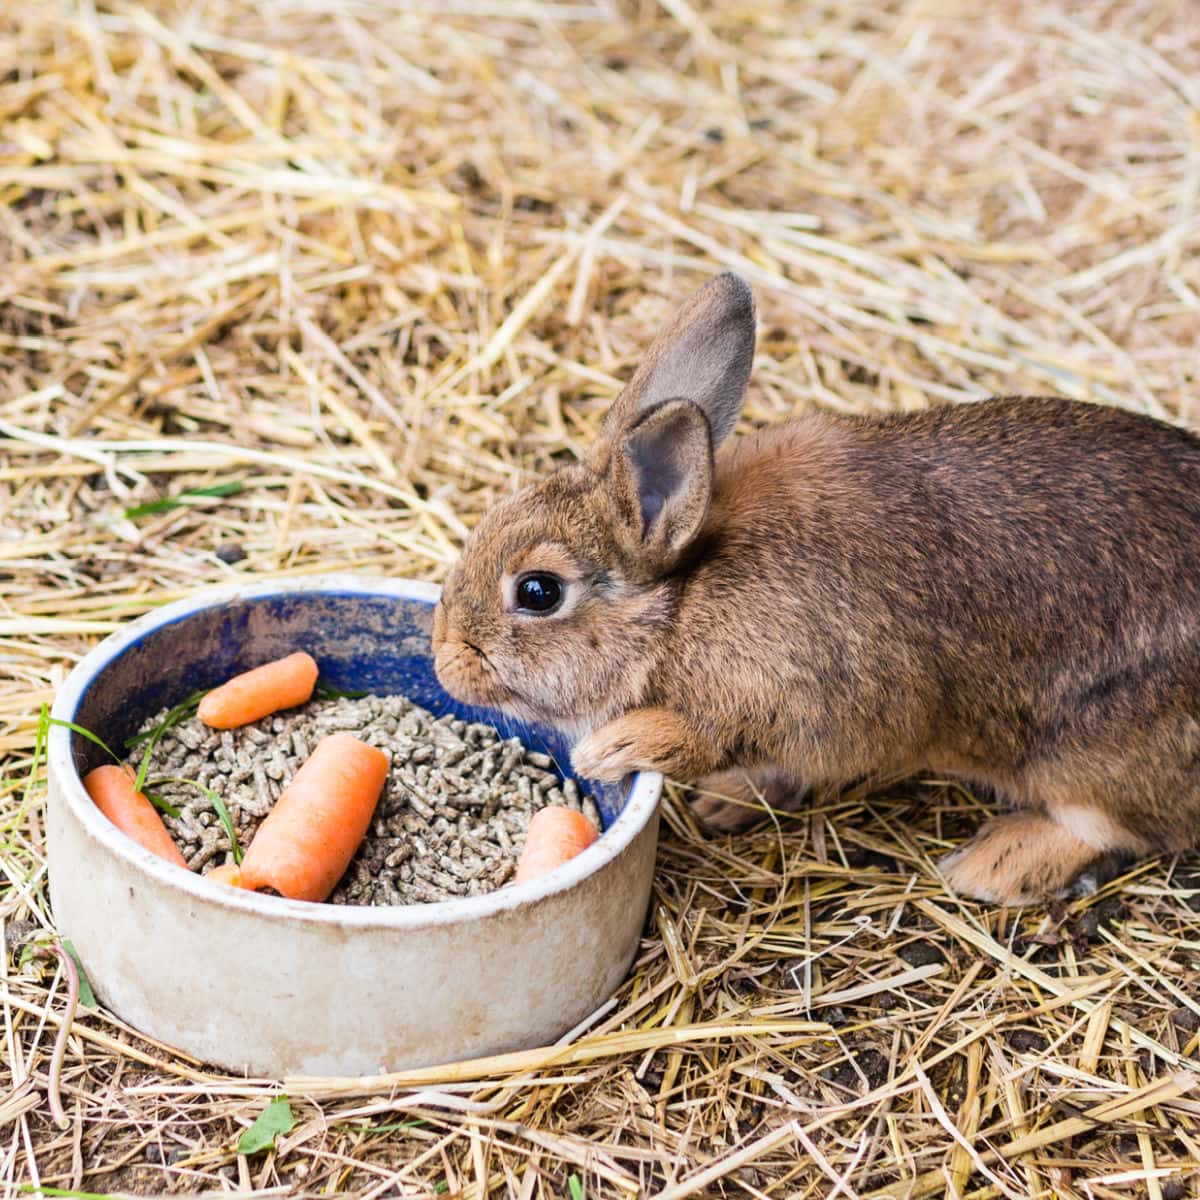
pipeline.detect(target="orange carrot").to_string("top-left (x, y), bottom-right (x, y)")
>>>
top-left (84, 764), bottom-right (189, 869)
top-left (205, 863), bottom-right (245, 888)
top-left (238, 732), bottom-right (388, 902)
top-left (197, 651), bottom-right (319, 730)
top-left (514, 806), bottom-right (599, 884)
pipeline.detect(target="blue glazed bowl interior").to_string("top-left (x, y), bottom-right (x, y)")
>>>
top-left (67, 588), bottom-right (624, 829)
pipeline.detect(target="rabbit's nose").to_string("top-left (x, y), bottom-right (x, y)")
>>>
top-left (431, 600), bottom-right (471, 653)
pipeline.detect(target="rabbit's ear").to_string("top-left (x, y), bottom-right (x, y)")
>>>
top-left (606, 399), bottom-right (713, 573)
top-left (604, 272), bottom-right (756, 448)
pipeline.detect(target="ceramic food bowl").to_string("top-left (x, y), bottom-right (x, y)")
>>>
top-left (46, 576), bottom-right (661, 1077)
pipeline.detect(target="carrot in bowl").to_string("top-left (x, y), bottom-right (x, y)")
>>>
top-left (197, 651), bottom-right (319, 730)
top-left (205, 863), bottom-right (245, 888)
top-left (84, 764), bottom-right (189, 869)
top-left (514, 805), bottom-right (599, 884)
top-left (238, 732), bottom-right (388, 902)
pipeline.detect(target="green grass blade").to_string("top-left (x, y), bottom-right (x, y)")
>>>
top-left (313, 682), bottom-right (368, 700)
top-left (134, 740), bottom-right (155, 793)
top-left (347, 1119), bottom-right (427, 1132)
top-left (19, 1185), bottom-right (122, 1199)
top-left (24, 703), bottom-right (50, 799)
top-left (17, 939), bottom-right (97, 1009)
top-left (125, 689), bottom-right (206, 750)
top-left (141, 790), bottom-right (182, 819)
top-left (62, 939), bottom-right (98, 1008)
top-left (46, 717), bottom-right (119, 763)
top-left (125, 705), bottom-right (191, 751)
top-left (129, 690), bottom-right (208, 791)
top-left (151, 776), bottom-right (242, 864)
top-left (124, 480), bottom-right (244, 520)
top-left (208, 790), bottom-right (243, 865)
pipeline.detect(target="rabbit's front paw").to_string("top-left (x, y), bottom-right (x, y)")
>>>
top-left (571, 707), bottom-right (716, 782)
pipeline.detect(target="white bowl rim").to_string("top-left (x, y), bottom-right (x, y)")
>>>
top-left (49, 573), bottom-right (663, 930)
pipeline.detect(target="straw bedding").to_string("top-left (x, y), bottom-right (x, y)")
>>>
top-left (2, 0), bottom-right (1199, 1196)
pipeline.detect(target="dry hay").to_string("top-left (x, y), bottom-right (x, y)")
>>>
top-left (2, 0), bottom-right (1200, 1196)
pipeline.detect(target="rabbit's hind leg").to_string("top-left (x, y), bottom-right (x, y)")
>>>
top-left (940, 808), bottom-right (1135, 905)
top-left (689, 766), bottom-right (805, 833)
top-left (942, 652), bottom-right (1200, 904)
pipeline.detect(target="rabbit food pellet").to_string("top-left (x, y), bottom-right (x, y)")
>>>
top-left (127, 693), bottom-right (600, 906)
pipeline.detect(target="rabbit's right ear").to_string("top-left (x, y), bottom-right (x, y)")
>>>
top-left (602, 272), bottom-right (756, 448)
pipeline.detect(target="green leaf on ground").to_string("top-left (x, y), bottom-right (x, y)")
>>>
top-left (62, 939), bottom-right (97, 1008)
top-left (237, 1096), bottom-right (294, 1155)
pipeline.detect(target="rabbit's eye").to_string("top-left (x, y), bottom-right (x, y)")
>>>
top-left (515, 572), bottom-right (563, 614)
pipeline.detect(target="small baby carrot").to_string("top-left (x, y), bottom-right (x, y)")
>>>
top-left (238, 732), bottom-right (389, 902)
top-left (205, 863), bottom-right (245, 888)
top-left (197, 651), bottom-right (319, 730)
top-left (514, 805), bottom-right (599, 884)
top-left (84, 764), bottom-right (189, 869)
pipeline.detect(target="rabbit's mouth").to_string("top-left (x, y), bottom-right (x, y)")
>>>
top-left (434, 635), bottom-right (572, 731)
top-left (432, 602), bottom-right (574, 725)
top-left (434, 634), bottom-right (518, 710)
top-left (432, 599), bottom-right (507, 707)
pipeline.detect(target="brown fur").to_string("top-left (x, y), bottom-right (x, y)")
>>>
top-left (433, 272), bottom-right (1200, 905)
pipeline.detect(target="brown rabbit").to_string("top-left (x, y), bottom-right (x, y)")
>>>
top-left (432, 272), bottom-right (1200, 905)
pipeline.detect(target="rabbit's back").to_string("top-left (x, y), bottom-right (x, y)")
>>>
top-left (669, 397), bottom-right (1200, 781)
top-left (705, 396), bottom-right (1200, 647)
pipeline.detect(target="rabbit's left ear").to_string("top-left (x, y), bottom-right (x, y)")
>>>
top-left (603, 272), bottom-right (756, 449)
top-left (603, 398), bottom-right (713, 574)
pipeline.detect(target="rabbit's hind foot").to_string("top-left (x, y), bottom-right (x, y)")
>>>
top-left (940, 809), bottom-right (1124, 906)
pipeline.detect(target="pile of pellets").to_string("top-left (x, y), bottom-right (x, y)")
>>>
top-left (128, 693), bottom-right (601, 905)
